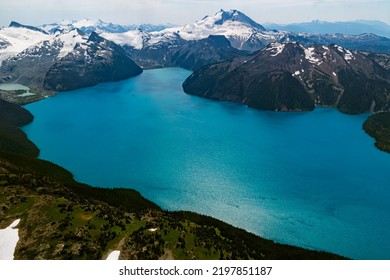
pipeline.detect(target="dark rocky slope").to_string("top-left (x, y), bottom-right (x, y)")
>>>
top-left (43, 32), bottom-right (142, 91)
top-left (0, 99), bottom-right (38, 157)
top-left (170, 35), bottom-right (247, 70)
top-left (366, 52), bottom-right (390, 70)
top-left (126, 35), bottom-right (247, 71)
top-left (0, 98), bottom-right (33, 126)
top-left (183, 42), bottom-right (390, 114)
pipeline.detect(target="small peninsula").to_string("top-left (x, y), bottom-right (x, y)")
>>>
top-left (363, 112), bottom-right (390, 153)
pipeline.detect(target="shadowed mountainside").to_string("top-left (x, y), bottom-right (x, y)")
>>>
top-left (183, 42), bottom-right (390, 114)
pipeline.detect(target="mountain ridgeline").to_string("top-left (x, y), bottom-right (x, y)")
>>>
top-left (127, 35), bottom-right (248, 70)
top-left (43, 32), bottom-right (142, 91)
top-left (183, 42), bottom-right (390, 114)
top-left (263, 20), bottom-right (390, 40)
top-left (0, 24), bottom-right (142, 94)
top-left (2, 9), bottom-right (390, 93)
top-left (98, 9), bottom-right (390, 71)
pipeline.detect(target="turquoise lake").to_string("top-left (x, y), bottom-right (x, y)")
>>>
top-left (23, 68), bottom-right (390, 259)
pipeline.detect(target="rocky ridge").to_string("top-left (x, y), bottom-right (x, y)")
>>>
top-left (183, 42), bottom-right (390, 114)
top-left (0, 23), bottom-right (142, 94)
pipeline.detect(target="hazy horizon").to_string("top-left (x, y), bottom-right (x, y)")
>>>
top-left (0, 0), bottom-right (389, 28)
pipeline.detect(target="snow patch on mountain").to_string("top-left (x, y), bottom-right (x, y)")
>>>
top-left (335, 45), bottom-right (355, 61)
top-left (304, 47), bottom-right (321, 64)
top-left (148, 31), bottom-right (181, 46)
top-left (267, 42), bottom-right (285, 56)
top-left (344, 49), bottom-right (354, 61)
top-left (292, 70), bottom-right (301, 76)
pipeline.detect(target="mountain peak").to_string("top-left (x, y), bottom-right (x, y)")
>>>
top-left (52, 25), bottom-right (84, 36)
top-left (9, 21), bottom-right (47, 34)
top-left (88, 31), bottom-right (105, 43)
top-left (213, 9), bottom-right (266, 31)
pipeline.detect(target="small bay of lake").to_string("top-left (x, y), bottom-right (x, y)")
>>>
top-left (23, 68), bottom-right (390, 259)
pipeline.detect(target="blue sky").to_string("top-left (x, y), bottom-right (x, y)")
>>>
top-left (1, 0), bottom-right (389, 27)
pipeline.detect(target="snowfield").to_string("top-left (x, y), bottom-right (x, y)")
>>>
top-left (0, 219), bottom-right (21, 260)
top-left (0, 25), bottom-right (91, 63)
top-left (106, 250), bottom-right (120, 260)
top-left (101, 30), bottom-right (147, 49)
top-left (0, 27), bottom-right (50, 62)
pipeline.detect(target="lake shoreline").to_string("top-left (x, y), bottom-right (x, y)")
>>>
top-left (0, 75), bottom-right (346, 260)
top-left (20, 68), bottom-right (390, 259)
top-left (0, 83), bottom-right (54, 105)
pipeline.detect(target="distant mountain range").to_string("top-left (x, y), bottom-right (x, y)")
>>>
top-left (98, 9), bottom-right (390, 68)
top-left (1, 9), bottom-right (390, 100)
top-left (263, 20), bottom-right (390, 39)
top-left (39, 19), bottom-right (175, 34)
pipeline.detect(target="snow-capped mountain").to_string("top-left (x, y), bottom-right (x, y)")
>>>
top-left (100, 28), bottom-right (184, 51)
top-left (41, 19), bottom-right (124, 34)
top-left (263, 20), bottom-right (390, 39)
top-left (163, 9), bottom-right (271, 50)
top-left (99, 9), bottom-right (390, 58)
top-left (0, 22), bottom-right (142, 92)
top-left (0, 23), bottom-right (51, 62)
top-left (100, 9), bottom-right (279, 52)
top-left (2, 9), bottom-right (390, 98)
top-left (40, 19), bottom-right (175, 35)
top-left (183, 42), bottom-right (390, 114)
